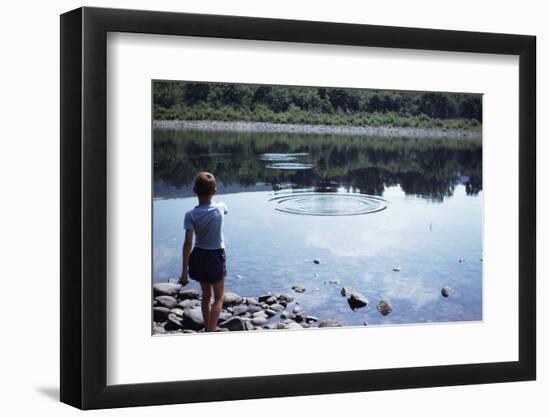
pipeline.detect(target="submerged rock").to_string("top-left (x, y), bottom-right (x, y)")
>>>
top-left (346, 290), bottom-right (369, 310)
top-left (392, 267), bottom-right (401, 272)
top-left (154, 295), bottom-right (178, 309)
top-left (318, 319), bottom-right (342, 328)
top-left (223, 292), bottom-right (243, 306)
top-left (153, 282), bottom-right (182, 297)
top-left (292, 285), bottom-right (306, 293)
top-left (340, 287), bottom-right (353, 297)
top-left (441, 286), bottom-right (454, 298)
top-left (377, 300), bottom-right (393, 316)
top-left (313, 258), bottom-right (321, 264)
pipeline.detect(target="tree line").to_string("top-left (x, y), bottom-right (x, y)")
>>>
top-left (154, 81), bottom-right (482, 122)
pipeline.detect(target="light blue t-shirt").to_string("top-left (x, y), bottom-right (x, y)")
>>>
top-left (184, 201), bottom-right (228, 250)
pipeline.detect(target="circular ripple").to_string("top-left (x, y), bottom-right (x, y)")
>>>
top-left (265, 162), bottom-right (315, 170)
top-left (270, 192), bottom-right (387, 216)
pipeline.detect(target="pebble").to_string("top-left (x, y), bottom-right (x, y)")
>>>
top-left (292, 285), bottom-right (306, 293)
top-left (318, 319), bottom-right (343, 328)
top-left (377, 299), bottom-right (393, 316)
top-left (441, 286), bottom-right (454, 298)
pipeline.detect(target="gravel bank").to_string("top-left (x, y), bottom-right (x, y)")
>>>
top-left (153, 120), bottom-right (482, 140)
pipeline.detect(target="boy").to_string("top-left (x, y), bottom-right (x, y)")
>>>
top-left (179, 172), bottom-right (228, 332)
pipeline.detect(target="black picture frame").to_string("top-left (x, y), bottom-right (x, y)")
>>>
top-left (60, 6), bottom-right (536, 410)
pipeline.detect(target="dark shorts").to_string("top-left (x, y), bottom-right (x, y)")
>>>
top-left (188, 247), bottom-right (226, 284)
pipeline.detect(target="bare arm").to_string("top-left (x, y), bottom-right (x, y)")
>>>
top-left (180, 229), bottom-right (194, 285)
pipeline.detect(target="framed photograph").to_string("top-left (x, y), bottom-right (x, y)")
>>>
top-left (60, 6), bottom-right (536, 410)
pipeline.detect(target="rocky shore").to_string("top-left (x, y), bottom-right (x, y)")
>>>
top-left (153, 120), bottom-right (482, 140)
top-left (151, 279), bottom-right (423, 334)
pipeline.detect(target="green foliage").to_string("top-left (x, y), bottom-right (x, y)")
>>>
top-left (153, 81), bottom-right (483, 130)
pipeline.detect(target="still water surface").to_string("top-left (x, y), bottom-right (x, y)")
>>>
top-left (153, 129), bottom-right (482, 326)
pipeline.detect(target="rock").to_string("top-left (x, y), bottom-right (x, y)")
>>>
top-left (441, 286), bottom-right (454, 298)
top-left (170, 308), bottom-right (185, 317)
top-left (285, 321), bottom-right (303, 330)
top-left (318, 319), bottom-right (343, 328)
top-left (258, 294), bottom-right (273, 303)
top-left (346, 290), bottom-right (369, 310)
top-left (278, 293), bottom-right (295, 303)
top-left (153, 282), bottom-right (182, 297)
top-left (252, 310), bottom-right (267, 318)
top-left (300, 322), bottom-right (310, 328)
top-left (269, 303), bottom-right (285, 312)
top-left (251, 316), bottom-right (268, 326)
top-left (363, 321), bottom-right (368, 326)
top-left (153, 300), bottom-right (158, 306)
top-left (292, 304), bottom-right (303, 314)
top-left (292, 285), bottom-right (306, 293)
top-left (182, 329), bottom-right (196, 334)
top-left (152, 326), bottom-right (166, 335)
top-left (306, 315), bottom-right (319, 323)
top-left (178, 289), bottom-right (201, 300)
top-left (232, 305), bottom-right (249, 316)
top-left (216, 327), bottom-right (230, 332)
top-left (265, 296), bottom-right (277, 304)
top-left (235, 274), bottom-right (243, 280)
top-left (218, 311), bottom-right (232, 322)
top-left (243, 320), bottom-right (255, 331)
top-left (392, 267), bottom-right (401, 272)
top-left (177, 299), bottom-right (200, 309)
top-left (165, 313), bottom-right (183, 330)
top-left (154, 295), bottom-right (178, 309)
top-left (223, 292), bottom-right (243, 306)
top-left (377, 299), bottom-right (393, 316)
top-left (280, 312), bottom-right (289, 320)
top-left (277, 322), bottom-right (287, 329)
top-left (341, 287), bottom-right (353, 297)
top-left (325, 279), bottom-right (341, 284)
top-left (181, 308), bottom-right (205, 331)
top-left (288, 313), bottom-right (296, 320)
top-left (247, 305), bottom-right (264, 314)
top-left (153, 306), bottom-right (170, 322)
top-left (265, 309), bottom-right (277, 317)
top-left (313, 258), bottom-right (321, 264)
top-left (458, 258), bottom-right (465, 263)
top-left (294, 312), bottom-right (306, 323)
top-left (245, 297), bottom-right (260, 305)
top-left (219, 316), bottom-right (246, 331)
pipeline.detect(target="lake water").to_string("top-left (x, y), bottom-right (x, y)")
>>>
top-left (153, 129), bottom-right (483, 326)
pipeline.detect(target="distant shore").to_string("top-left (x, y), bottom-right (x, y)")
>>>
top-left (153, 120), bottom-right (482, 139)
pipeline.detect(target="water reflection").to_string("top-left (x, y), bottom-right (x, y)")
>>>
top-left (154, 129), bottom-right (482, 203)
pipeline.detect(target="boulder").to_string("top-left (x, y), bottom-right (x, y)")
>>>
top-left (278, 293), bottom-right (295, 303)
top-left (223, 292), bottom-right (243, 307)
top-left (346, 290), bottom-right (369, 310)
top-left (165, 313), bottom-right (183, 330)
top-left (441, 286), bottom-right (454, 298)
top-left (292, 285), bottom-right (306, 293)
top-left (154, 295), bottom-right (178, 309)
top-left (218, 311), bottom-right (233, 322)
top-left (219, 316), bottom-right (246, 331)
top-left (177, 299), bottom-right (200, 309)
top-left (181, 308), bottom-right (205, 331)
top-left (318, 319), bottom-right (343, 328)
top-left (251, 316), bottom-right (268, 326)
top-left (153, 282), bottom-right (182, 297)
top-left (170, 308), bottom-right (185, 317)
top-left (377, 299), bottom-right (393, 316)
top-left (178, 289), bottom-right (201, 300)
top-left (252, 310), bottom-right (267, 318)
top-left (153, 306), bottom-right (170, 322)
top-left (245, 297), bottom-right (260, 305)
top-left (247, 305), bottom-right (264, 314)
top-left (232, 305), bottom-right (249, 316)
top-left (270, 303), bottom-right (285, 312)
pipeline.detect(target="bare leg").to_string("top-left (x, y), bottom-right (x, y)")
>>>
top-left (200, 281), bottom-right (212, 331)
top-left (207, 279), bottom-right (225, 332)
